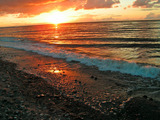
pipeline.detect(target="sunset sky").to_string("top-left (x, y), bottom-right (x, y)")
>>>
top-left (0, 0), bottom-right (160, 27)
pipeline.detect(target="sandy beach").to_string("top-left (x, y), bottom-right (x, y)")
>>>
top-left (0, 46), bottom-right (160, 120)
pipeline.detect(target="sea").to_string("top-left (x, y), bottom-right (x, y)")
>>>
top-left (0, 20), bottom-right (160, 78)
top-left (0, 20), bottom-right (160, 113)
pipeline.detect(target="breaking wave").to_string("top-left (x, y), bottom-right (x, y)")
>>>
top-left (0, 37), bottom-right (160, 78)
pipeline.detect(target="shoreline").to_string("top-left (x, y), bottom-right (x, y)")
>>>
top-left (0, 46), bottom-right (160, 119)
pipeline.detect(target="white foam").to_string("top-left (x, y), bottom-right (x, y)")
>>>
top-left (0, 37), bottom-right (160, 78)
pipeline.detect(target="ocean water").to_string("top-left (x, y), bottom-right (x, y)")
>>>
top-left (0, 20), bottom-right (160, 78)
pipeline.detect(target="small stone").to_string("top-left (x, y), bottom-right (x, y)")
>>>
top-left (143, 95), bottom-right (148, 99)
top-left (75, 80), bottom-right (78, 83)
top-left (149, 98), bottom-right (153, 101)
top-left (72, 91), bottom-right (77, 94)
top-left (41, 94), bottom-right (45, 97)
top-left (91, 76), bottom-right (94, 79)
top-left (113, 112), bottom-right (117, 115)
top-left (36, 93), bottom-right (45, 98)
top-left (8, 116), bottom-right (13, 120)
top-left (36, 95), bottom-right (41, 98)
top-left (15, 110), bottom-right (19, 114)
top-left (64, 113), bottom-right (69, 117)
top-left (14, 116), bottom-right (17, 119)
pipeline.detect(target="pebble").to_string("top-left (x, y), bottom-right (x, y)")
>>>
top-left (91, 75), bottom-right (98, 80)
top-left (72, 91), bottom-right (77, 94)
top-left (149, 98), bottom-right (153, 101)
top-left (143, 95), bottom-right (148, 99)
top-left (91, 76), bottom-right (94, 78)
top-left (75, 80), bottom-right (78, 83)
top-left (2, 79), bottom-right (6, 82)
top-left (36, 94), bottom-right (45, 98)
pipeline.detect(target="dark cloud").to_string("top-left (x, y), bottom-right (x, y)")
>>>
top-left (133, 0), bottom-right (152, 8)
top-left (145, 12), bottom-right (160, 19)
top-left (83, 0), bottom-right (120, 9)
top-left (133, 0), bottom-right (160, 8)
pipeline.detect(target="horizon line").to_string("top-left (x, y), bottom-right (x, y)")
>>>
top-left (0, 19), bottom-right (160, 28)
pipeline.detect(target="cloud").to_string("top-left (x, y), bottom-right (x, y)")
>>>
top-left (76, 14), bottom-right (97, 22)
top-left (83, 0), bottom-right (120, 9)
top-left (133, 0), bottom-right (152, 8)
top-left (132, 0), bottom-right (160, 8)
top-left (145, 12), bottom-right (160, 19)
top-left (0, 0), bottom-right (83, 16)
top-left (0, 0), bottom-right (120, 16)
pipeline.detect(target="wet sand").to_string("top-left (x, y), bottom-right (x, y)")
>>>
top-left (0, 58), bottom-right (110, 120)
top-left (0, 46), bottom-right (160, 120)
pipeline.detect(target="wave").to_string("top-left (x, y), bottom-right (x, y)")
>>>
top-left (0, 37), bottom-right (160, 78)
top-left (44, 38), bottom-right (160, 42)
top-left (54, 43), bottom-right (160, 48)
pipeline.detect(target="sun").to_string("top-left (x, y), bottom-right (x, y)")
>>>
top-left (45, 10), bottom-right (70, 24)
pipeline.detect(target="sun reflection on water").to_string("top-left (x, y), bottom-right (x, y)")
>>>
top-left (48, 67), bottom-right (61, 74)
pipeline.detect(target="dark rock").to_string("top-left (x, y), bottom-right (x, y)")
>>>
top-left (143, 95), bottom-right (148, 99)
top-left (91, 76), bottom-right (94, 79)
top-left (75, 80), bottom-right (78, 83)
top-left (119, 97), bottom-right (160, 120)
top-left (149, 98), bottom-right (153, 101)
top-left (72, 91), bottom-right (77, 94)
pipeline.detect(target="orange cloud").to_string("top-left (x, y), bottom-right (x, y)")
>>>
top-left (0, 0), bottom-right (81, 16)
top-left (0, 0), bottom-right (121, 17)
